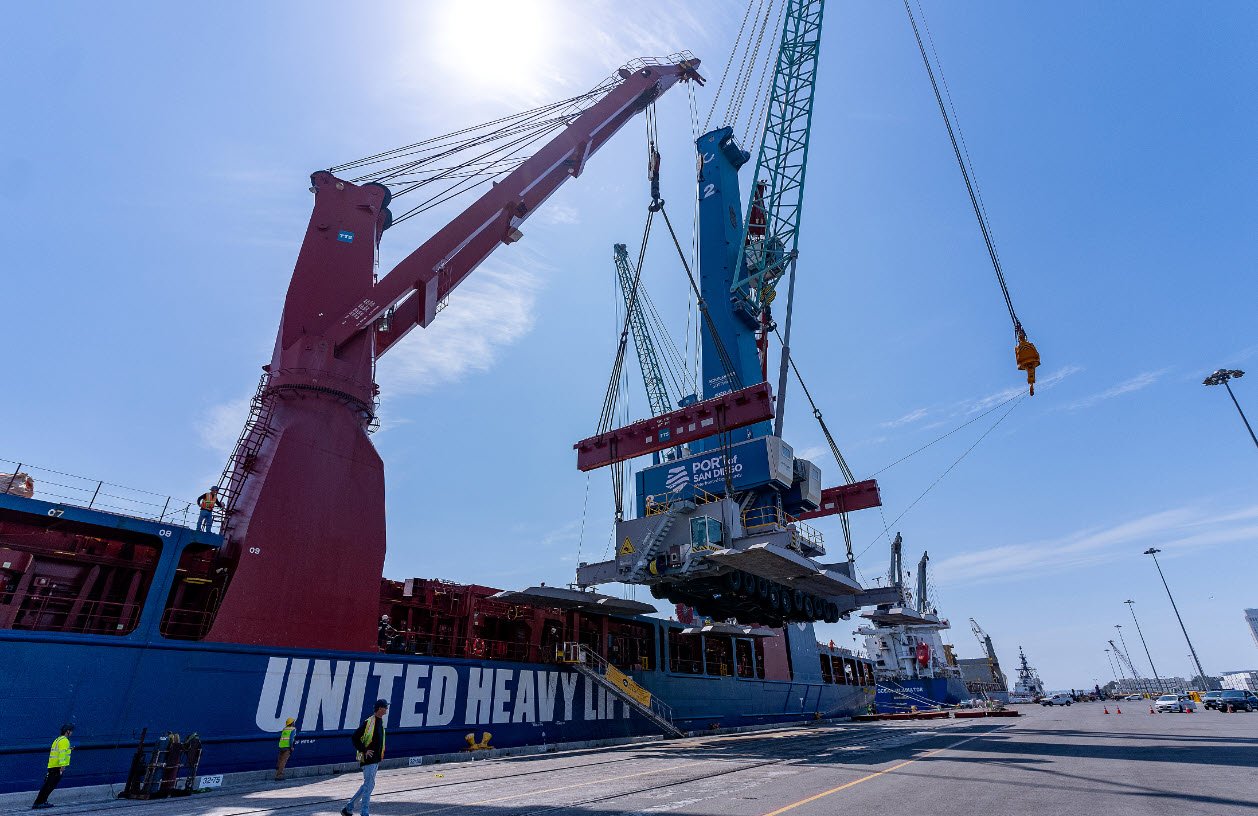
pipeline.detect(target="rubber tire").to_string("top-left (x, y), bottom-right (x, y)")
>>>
top-left (802, 595), bottom-right (815, 620)
top-left (756, 576), bottom-right (770, 599)
top-left (767, 587), bottom-right (780, 613)
top-left (828, 602), bottom-right (841, 623)
top-left (792, 590), bottom-right (805, 613)
top-left (649, 583), bottom-right (670, 600)
top-left (779, 591), bottom-right (793, 619)
top-left (726, 571), bottom-right (743, 593)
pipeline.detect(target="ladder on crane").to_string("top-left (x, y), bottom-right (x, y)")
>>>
top-left (213, 371), bottom-right (275, 537)
top-left (560, 643), bottom-right (684, 738)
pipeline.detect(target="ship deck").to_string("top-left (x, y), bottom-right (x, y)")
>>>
top-left (3, 704), bottom-right (1253, 815)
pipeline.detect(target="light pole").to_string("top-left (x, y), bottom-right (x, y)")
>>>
top-left (1144, 547), bottom-right (1208, 689)
top-left (1126, 599), bottom-right (1163, 693)
top-left (1203, 369), bottom-right (1258, 451)
top-left (1115, 624), bottom-right (1146, 697)
top-left (1103, 648), bottom-right (1120, 694)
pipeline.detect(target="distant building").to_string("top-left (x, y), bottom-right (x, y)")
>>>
top-left (1246, 609), bottom-right (1258, 648)
top-left (1220, 670), bottom-right (1258, 692)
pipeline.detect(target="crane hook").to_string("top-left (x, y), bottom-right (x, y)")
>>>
top-left (1014, 325), bottom-right (1040, 396)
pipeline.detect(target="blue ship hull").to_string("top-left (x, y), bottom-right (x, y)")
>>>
top-left (874, 677), bottom-right (970, 712)
top-left (0, 632), bottom-right (872, 794)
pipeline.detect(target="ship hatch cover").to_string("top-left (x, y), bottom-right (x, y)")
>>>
top-left (679, 623), bottom-right (778, 638)
top-left (492, 586), bottom-right (657, 616)
top-left (860, 607), bottom-right (941, 626)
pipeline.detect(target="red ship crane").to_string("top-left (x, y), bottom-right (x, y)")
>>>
top-left (209, 57), bottom-right (703, 651)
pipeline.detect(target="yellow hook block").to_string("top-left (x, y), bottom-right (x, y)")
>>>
top-left (1015, 336), bottom-right (1040, 396)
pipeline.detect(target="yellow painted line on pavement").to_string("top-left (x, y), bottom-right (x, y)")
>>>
top-left (759, 734), bottom-right (987, 816)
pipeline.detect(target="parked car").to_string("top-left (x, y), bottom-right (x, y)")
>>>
top-left (1202, 690), bottom-right (1225, 710)
top-left (1154, 694), bottom-right (1197, 713)
top-left (1041, 693), bottom-right (1073, 706)
top-left (1214, 690), bottom-right (1258, 712)
top-left (1123, 694), bottom-right (1143, 701)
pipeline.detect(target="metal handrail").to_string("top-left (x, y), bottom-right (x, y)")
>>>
top-left (560, 643), bottom-right (677, 726)
top-left (741, 505), bottom-right (824, 550)
top-left (644, 485), bottom-right (720, 516)
top-left (0, 456), bottom-right (194, 527)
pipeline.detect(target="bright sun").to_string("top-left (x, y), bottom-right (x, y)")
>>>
top-left (428, 1), bottom-right (559, 97)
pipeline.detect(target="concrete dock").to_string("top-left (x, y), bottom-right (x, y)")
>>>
top-left (4, 704), bottom-right (1253, 816)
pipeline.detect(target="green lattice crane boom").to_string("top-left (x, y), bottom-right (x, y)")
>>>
top-left (613, 243), bottom-right (673, 419)
top-left (733, 0), bottom-right (825, 305)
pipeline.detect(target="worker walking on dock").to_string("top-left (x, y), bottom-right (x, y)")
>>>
top-left (274, 718), bottom-right (296, 781)
top-left (31, 724), bottom-right (73, 810)
top-left (196, 486), bottom-right (220, 533)
top-left (342, 700), bottom-right (387, 816)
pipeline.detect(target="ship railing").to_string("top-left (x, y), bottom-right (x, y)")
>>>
top-left (560, 642), bottom-right (680, 734)
top-left (644, 485), bottom-right (721, 516)
top-left (6, 590), bottom-right (144, 636)
top-left (0, 456), bottom-right (195, 527)
top-left (740, 505), bottom-right (824, 551)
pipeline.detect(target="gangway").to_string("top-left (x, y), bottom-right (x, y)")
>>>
top-left (559, 643), bottom-right (684, 738)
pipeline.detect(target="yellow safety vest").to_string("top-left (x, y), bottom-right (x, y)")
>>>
top-left (198, 493), bottom-right (218, 510)
top-left (47, 736), bottom-right (72, 769)
top-left (278, 727), bottom-right (294, 749)
top-left (357, 716), bottom-right (385, 763)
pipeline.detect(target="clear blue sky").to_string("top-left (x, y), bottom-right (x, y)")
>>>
top-left (2, 1), bottom-right (1255, 690)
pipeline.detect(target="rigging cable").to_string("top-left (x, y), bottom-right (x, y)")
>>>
top-left (903, 0), bottom-right (1040, 394)
top-left (855, 393), bottom-right (1025, 563)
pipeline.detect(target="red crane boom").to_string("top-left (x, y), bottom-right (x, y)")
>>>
top-left (209, 56), bottom-right (703, 651)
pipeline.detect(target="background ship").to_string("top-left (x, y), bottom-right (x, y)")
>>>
top-left (857, 535), bottom-right (972, 711)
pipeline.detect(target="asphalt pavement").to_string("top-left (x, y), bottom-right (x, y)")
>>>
top-left (6, 702), bottom-right (1254, 816)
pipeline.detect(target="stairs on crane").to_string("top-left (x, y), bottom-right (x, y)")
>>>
top-left (213, 371), bottom-right (275, 538)
top-left (626, 500), bottom-right (694, 580)
top-left (560, 643), bottom-right (684, 738)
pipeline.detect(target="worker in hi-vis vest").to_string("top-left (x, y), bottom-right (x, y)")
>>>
top-left (32, 724), bottom-right (74, 809)
top-left (274, 717), bottom-right (297, 781)
top-left (196, 486), bottom-right (220, 533)
top-left (342, 699), bottom-right (388, 816)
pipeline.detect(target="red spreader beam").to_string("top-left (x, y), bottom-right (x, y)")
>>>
top-left (575, 383), bottom-right (774, 471)
top-left (794, 479), bottom-right (882, 521)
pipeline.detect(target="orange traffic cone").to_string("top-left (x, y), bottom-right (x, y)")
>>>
top-left (1103, 707), bottom-right (1109, 714)
top-left (1149, 706), bottom-right (1154, 714)
top-left (1186, 705), bottom-right (1193, 713)
top-left (1116, 707), bottom-right (1122, 714)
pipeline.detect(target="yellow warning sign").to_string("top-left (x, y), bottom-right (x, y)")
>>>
top-left (618, 537), bottom-right (635, 556)
top-left (606, 664), bottom-right (652, 709)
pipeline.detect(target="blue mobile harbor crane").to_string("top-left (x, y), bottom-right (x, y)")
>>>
top-left (576, 0), bottom-right (894, 627)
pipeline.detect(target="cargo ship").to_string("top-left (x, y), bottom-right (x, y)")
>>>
top-left (857, 537), bottom-right (971, 711)
top-left (0, 483), bottom-right (874, 794)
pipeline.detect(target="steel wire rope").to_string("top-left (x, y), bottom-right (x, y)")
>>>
top-left (352, 109), bottom-right (577, 186)
top-left (739, 0), bottom-right (787, 149)
top-left (770, 328), bottom-right (858, 560)
top-left (727, 0), bottom-right (778, 134)
top-left (855, 393), bottom-right (1025, 563)
top-left (903, 0), bottom-right (1020, 334)
top-left (388, 116), bottom-right (567, 203)
top-left (869, 391), bottom-right (1022, 478)
top-left (329, 88), bottom-right (607, 173)
top-left (390, 120), bottom-right (568, 225)
top-left (705, 0), bottom-right (761, 129)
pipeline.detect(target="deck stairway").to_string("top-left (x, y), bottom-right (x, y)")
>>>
top-left (560, 643), bottom-right (684, 738)
top-left (213, 371), bottom-right (275, 538)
